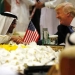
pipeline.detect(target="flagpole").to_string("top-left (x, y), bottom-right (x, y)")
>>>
top-left (22, 5), bottom-right (37, 45)
top-left (30, 0), bottom-right (39, 20)
top-left (22, 0), bottom-right (40, 45)
top-left (30, 7), bottom-right (36, 20)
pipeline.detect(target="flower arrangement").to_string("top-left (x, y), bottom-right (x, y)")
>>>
top-left (0, 44), bottom-right (18, 51)
top-left (0, 42), bottom-right (61, 73)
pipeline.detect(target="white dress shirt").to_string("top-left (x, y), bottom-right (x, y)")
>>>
top-left (70, 18), bottom-right (75, 27)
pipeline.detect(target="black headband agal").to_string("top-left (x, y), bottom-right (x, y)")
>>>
top-left (1, 12), bottom-right (18, 19)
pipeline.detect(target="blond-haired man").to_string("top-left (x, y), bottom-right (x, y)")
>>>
top-left (55, 2), bottom-right (75, 44)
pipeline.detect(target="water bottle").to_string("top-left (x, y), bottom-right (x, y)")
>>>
top-left (42, 28), bottom-right (49, 45)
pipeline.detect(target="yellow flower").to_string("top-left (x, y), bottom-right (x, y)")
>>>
top-left (0, 44), bottom-right (18, 51)
top-left (21, 44), bottom-right (28, 48)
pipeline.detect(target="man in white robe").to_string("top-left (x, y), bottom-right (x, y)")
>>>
top-left (0, 12), bottom-right (23, 44)
top-left (6, 0), bottom-right (36, 32)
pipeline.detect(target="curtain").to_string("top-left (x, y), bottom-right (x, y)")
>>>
top-left (0, 0), bottom-right (5, 14)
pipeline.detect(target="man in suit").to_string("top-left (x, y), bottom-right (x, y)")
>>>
top-left (55, 2), bottom-right (75, 44)
top-left (37, 2), bottom-right (75, 45)
top-left (55, 25), bottom-right (73, 44)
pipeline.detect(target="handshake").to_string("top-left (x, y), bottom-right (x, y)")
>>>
top-left (35, 1), bottom-right (45, 9)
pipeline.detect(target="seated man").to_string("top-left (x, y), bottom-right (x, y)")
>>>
top-left (55, 2), bottom-right (75, 44)
top-left (0, 12), bottom-right (23, 44)
top-left (37, 2), bottom-right (75, 45)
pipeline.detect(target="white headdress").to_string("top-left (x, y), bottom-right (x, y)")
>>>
top-left (0, 12), bottom-right (17, 35)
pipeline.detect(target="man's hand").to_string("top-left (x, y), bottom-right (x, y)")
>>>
top-left (16, 0), bottom-right (20, 4)
top-left (11, 36), bottom-right (23, 44)
top-left (36, 1), bottom-right (45, 9)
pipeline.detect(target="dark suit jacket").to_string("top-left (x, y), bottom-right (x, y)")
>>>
top-left (37, 24), bottom-right (74, 45)
top-left (55, 24), bottom-right (72, 44)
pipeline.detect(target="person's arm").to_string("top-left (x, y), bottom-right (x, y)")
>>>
top-left (36, 0), bottom-right (65, 9)
top-left (10, 36), bottom-right (23, 44)
top-left (45, 0), bottom-right (64, 8)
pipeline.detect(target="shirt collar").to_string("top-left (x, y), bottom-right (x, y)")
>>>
top-left (70, 17), bottom-right (75, 27)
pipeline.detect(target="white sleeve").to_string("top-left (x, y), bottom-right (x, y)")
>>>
top-left (45, 0), bottom-right (65, 8)
top-left (22, 0), bottom-right (36, 6)
top-left (29, 0), bottom-right (36, 6)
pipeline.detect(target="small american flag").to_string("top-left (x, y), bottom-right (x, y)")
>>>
top-left (23, 21), bottom-right (39, 44)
